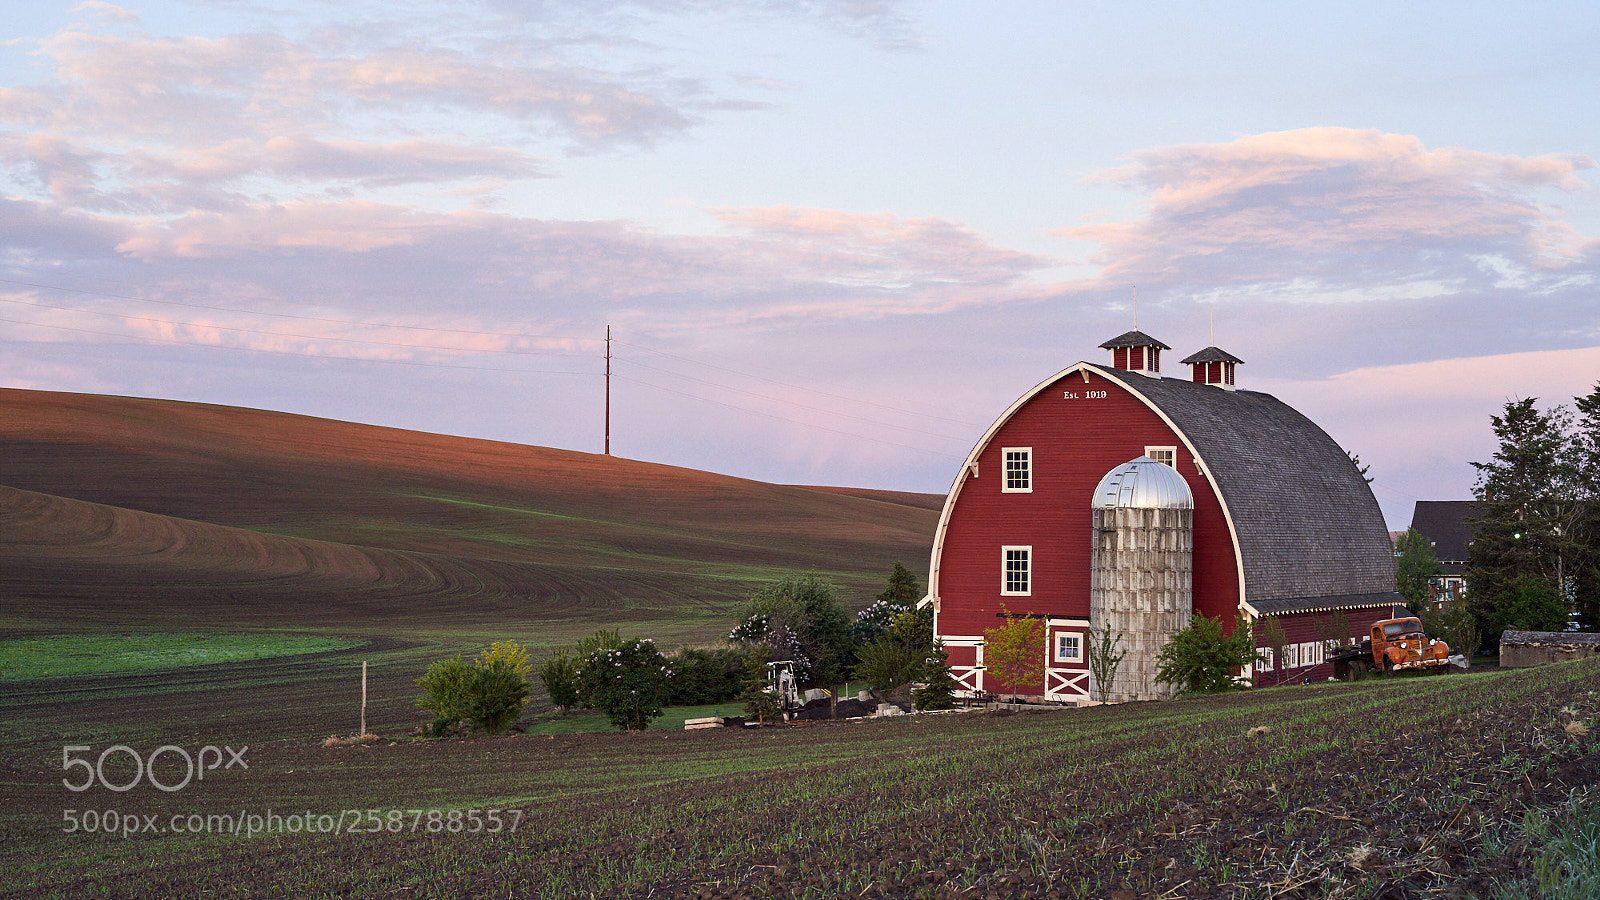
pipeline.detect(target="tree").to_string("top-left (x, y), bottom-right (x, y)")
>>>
top-left (1467, 397), bottom-right (1579, 647)
top-left (853, 605), bottom-right (935, 692)
top-left (852, 563), bottom-right (923, 645)
top-left (417, 656), bottom-right (475, 736)
top-left (479, 640), bottom-right (533, 678)
top-left (1395, 528), bottom-right (1445, 612)
top-left (1086, 627), bottom-right (1127, 702)
top-left (1493, 575), bottom-right (1568, 634)
top-left (729, 574), bottom-right (853, 687)
top-left (1348, 450), bottom-right (1373, 484)
top-left (913, 642), bottom-right (959, 711)
top-left (576, 638), bottom-right (672, 731)
top-left (465, 660), bottom-right (529, 735)
top-left (538, 648), bottom-right (580, 713)
top-left (1418, 593), bottom-right (1480, 662)
top-left (1153, 614), bottom-right (1260, 696)
top-left (1569, 382), bottom-right (1600, 629)
top-left (983, 611), bottom-right (1045, 701)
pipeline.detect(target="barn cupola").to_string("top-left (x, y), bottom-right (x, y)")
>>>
top-left (1099, 330), bottom-right (1171, 378)
top-left (1180, 346), bottom-right (1244, 391)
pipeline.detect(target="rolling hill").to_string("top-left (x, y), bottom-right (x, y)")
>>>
top-left (0, 388), bottom-right (943, 636)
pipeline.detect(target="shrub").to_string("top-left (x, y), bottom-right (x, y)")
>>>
top-left (538, 648), bottom-right (581, 713)
top-left (577, 638), bottom-right (672, 731)
top-left (1494, 575), bottom-right (1568, 635)
top-left (417, 656), bottom-right (476, 736)
top-left (465, 659), bottom-right (529, 735)
top-left (418, 651), bottom-right (530, 736)
top-left (479, 640), bottom-right (533, 678)
top-left (1154, 614), bottom-right (1261, 696)
top-left (1086, 627), bottom-right (1127, 702)
top-left (663, 646), bottom-right (746, 706)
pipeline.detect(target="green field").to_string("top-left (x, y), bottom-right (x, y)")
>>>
top-left (0, 633), bottom-right (363, 680)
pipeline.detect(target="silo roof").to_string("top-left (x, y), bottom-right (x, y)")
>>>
top-left (1093, 456), bottom-right (1196, 510)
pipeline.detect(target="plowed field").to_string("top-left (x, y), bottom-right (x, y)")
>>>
top-left (3, 660), bottom-right (1594, 899)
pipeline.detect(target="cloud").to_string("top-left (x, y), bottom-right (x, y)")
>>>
top-left (1055, 127), bottom-right (1597, 300)
top-left (1259, 344), bottom-right (1600, 527)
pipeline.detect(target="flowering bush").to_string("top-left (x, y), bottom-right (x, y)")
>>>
top-left (575, 638), bottom-right (672, 731)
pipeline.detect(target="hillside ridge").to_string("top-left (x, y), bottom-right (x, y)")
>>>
top-left (0, 388), bottom-right (940, 633)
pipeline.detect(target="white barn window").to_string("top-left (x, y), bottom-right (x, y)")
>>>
top-left (1002, 448), bottom-right (1032, 492)
top-left (1144, 446), bottom-right (1177, 468)
top-left (1055, 633), bottom-right (1081, 662)
top-left (1002, 546), bottom-right (1031, 595)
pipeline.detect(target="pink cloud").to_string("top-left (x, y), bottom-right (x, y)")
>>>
top-left (1056, 127), bottom-right (1597, 296)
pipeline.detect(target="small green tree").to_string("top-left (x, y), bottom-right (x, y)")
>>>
top-left (577, 638), bottom-right (672, 731)
top-left (913, 642), bottom-right (959, 711)
top-left (1086, 627), bottom-right (1127, 702)
top-left (1153, 614), bottom-right (1261, 696)
top-left (983, 611), bottom-right (1045, 701)
top-left (1395, 529), bottom-right (1445, 612)
top-left (466, 659), bottom-right (529, 735)
top-left (854, 637), bottom-right (925, 693)
top-left (538, 648), bottom-right (580, 713)
top-left (417, 656), bottom-right (475, 736)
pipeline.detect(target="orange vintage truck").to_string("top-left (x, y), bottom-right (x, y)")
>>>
top-left (1328, 616), bottom-right (1466, 678)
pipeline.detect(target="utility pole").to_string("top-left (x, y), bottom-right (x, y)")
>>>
top-left (604, 325), bottom-right (612, 456)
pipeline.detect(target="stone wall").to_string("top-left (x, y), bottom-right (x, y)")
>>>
top-left (1499, 630), bottom-right (1600, 668)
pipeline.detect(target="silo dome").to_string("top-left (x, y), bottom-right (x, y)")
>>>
top-left (1093, 456), bottom-right (1194, 510)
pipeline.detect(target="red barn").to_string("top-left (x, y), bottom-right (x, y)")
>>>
top-left (924, 330), bottom-right (1400, 702)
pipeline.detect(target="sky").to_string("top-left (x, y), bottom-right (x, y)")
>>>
top-left (2, 0), bottom-right (1597, 531)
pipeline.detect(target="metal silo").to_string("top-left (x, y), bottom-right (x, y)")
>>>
top-left (1090, 456), bottom-right (1194, 701)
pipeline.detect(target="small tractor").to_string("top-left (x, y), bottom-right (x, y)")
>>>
top-left (1328, 616), bottom-right (1467, 678)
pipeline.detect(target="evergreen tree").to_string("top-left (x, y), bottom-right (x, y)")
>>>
top-left (1569, 382), bottom-right (1600, 629)
top-left (1466, 397), bottom-right (1575, 645)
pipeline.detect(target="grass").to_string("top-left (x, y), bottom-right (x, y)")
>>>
top-left (0, 633), bottom-right (362, 680)
top-left (520, 702), bottom-right (751, 735)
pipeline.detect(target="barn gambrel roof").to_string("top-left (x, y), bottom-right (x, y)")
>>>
top-left (1085, 364), bottom-right (1399, 611)
top-left (927, 362), bottom-right (1399, 616)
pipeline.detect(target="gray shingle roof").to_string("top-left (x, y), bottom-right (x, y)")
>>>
top-left (1089, 365), bottom-right (1399, 609)
top-left (1409, 500), bottom-right (1481, 572)
top-left (1099, 330), bottom-right (1172, 351)
top-left (1179, 346), bottom-right (1245, 365)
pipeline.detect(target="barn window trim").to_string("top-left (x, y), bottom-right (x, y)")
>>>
top-left (1055, 633), bottom-right (1081, 663)
top-left (1002, 447), bottom-right (1032, 493)
top-left (1001, 546), bottom-right (1031, 596)
top-left (1144, 446), bottom-right (1177, 469)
